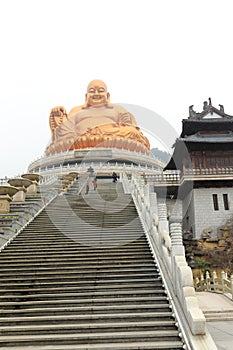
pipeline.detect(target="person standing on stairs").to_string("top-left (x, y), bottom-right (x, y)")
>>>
top-left (112, 172), bottom-right (118, 183)
top-left (93, 177), bottom-right (97, 190)
top-left (85, 181), bottom-right (90, 194)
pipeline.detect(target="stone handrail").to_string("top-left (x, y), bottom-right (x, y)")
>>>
top-left (28, 148), bottom-right (162, 173)
top-left (195, 271), bottom-right (233, 301)
top-left (146, 171), bottom-right (180, 184)
top-left (144, 166), bottom-right (233, 186)
top-left (121, 171), bottom-right (207, 338)
top-left (183, 166), bottom-right (233, 176)
top-left (0, 178), bottom-right (9, 185)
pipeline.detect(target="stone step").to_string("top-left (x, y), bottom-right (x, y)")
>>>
top-left (0, 311), bottom-right (175, 326)
top-left (0, 282), bottom-right (162, 295)
top-left (0, 289), bottom-right (167, 302)
top-left (0, 261), bottom-right (156, 269)
top-left (13, 231), bottom-right (145, 237)
top-left (0, 278), bottom-right (161, 290)
top-left (5, 245), bottom-right (149, 251)
top-left (7, 240), bottom-right (148, 246)
top-left (0, 259), bottom-right (155, 267)
top-left (204, 310), bottom-right (233, 321)
top-left (0, 264), bottom-right (156, 273)
top-left (0, 304), bottom-right (172, 318)
top-left (1, 296), bottom-right (168, 310)
top-left (19, 228), bottom-right (142, 234)
top-left (0, 330), bottom-right (182, 347)
top-left (0, 295), bottom-right (168, 309)
top-left (0, 249), bottom-right (152, 256)
top-left (0, 320), bottom-right (178, 336)
top-left (0, 266), bottom-right (157, 276)
top-left (1, 271), bottom-right (161, 285)
top-left (0, 341), bottom-right (184, 350)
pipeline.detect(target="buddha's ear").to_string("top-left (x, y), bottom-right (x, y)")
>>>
top-left (107, 92), bottom-right (110, 103)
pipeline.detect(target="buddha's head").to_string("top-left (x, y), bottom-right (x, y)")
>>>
top-left (85, 80), bottom-right (110, 107)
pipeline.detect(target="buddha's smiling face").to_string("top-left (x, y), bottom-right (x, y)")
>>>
top-left (86, 80), bottom-right (109, 106)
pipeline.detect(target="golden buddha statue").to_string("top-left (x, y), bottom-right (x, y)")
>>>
top-left (45, 80), bottom-right (150, 155)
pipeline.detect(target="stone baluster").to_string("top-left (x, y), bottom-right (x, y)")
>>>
top-left (143, 184), bottom-right (150, 207)
top-left (149, 191), bottom-right (158, 216)
top-left (170, 220), bottom-right (185, 257)
top-left (213, 270), bottom-right (218, 292)
top-left (231, 275), bottom-right (233, 300)
top-left (0, 186), bottom-right (18, 213)
top-left (158, 203), bottom-right (169, 251)
top-left (206, 271), bottom-right (211, 291)
top-left (221, 271), bottom-right (226, 294)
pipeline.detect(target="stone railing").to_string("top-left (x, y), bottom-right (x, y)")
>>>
top-left (0, 178), bottom-right (9, 185)
top-left (122, 172), bottom-right (220, 348)
top-left (31, 161), bottom-right (160, 178)
top-left (195, 271), bottom-right (233, 301)
top-left (183, 166), bottom-right (233, 176)
top-left (146, 171), bottom-right (180, 184)
top-left (28, 148), bottom-right (163, 173)
top-left (122, 171), bottom-right (206, 337)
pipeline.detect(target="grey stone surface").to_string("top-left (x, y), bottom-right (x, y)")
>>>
top-left (207, 322), bottom-right (233, 350)
top-left (197, 292), bottom-right (233, 350)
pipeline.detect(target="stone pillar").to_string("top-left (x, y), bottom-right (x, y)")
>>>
top-left (158, 203), bottom-right (169, 247)
top-left (0, 194), bottom-right (12, 213)
top-left (13, 187), bottom-right (27, 202)
top-left (158, 202), bottom-right (167, 221)
top-left (149, 191), bottom-right (158, 216)
top-left (143, 184), bottom-right (150, 206)
top-left (27, 181), bottom-right (38, 194)
top-left (170, 218), bottom-right (185, 257)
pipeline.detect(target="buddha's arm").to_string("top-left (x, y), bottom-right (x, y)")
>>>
top-left (49, 106), bottom-right (68, 140)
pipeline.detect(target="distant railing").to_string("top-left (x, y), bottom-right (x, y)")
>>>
top-left (146, 171), bottom-right (180, 184)
top-left (0, 178), bottom-right (9, 185)
top-left (184, 166), bottom-right (233, 176)
top-left (195, 270), bottom-right (233, 301)
top-left (145, 166), bottom-right (233, 185)
top-left (31, 161), bottom-right (161, 176)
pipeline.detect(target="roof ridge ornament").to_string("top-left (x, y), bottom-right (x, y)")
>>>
top-left (188, 99), bottom-right (232, 120)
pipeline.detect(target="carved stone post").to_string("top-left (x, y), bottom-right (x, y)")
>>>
top-left (170, 220), bottom-right (185, 257)
top-left (158, 203), bottom-right (169, 248)
top-left (13, 187), bottom-right (27, 202)
top-left (8, 178), bottom-right (32, 202)
top-left (0, 186), bottom-right (19, 213)
top-left (149, 191), bottom-right (158, 216)
top-left (0, 194), bottom-right (12, 214)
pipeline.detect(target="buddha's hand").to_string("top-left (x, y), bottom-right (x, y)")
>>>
top-left (49, 106), bottom-right (68, 133)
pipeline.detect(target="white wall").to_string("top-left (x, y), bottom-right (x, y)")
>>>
top-left (192, 188), bottom-right (233, 239)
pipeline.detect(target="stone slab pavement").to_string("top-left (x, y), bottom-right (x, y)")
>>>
top-left (196, 292), bottom-right (233, 350)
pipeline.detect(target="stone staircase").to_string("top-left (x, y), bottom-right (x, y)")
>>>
top-left (0, 179), bottom-right (185, 349)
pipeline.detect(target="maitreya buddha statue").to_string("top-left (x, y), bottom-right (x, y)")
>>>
top-left (45, 80), bottom-right (150, 155)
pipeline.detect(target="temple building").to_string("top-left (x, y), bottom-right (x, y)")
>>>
top-left (163, 98), bottom-right (233, 240)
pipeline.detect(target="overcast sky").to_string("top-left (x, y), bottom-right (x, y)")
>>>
top-left (0, 0), bottom-right (232, 178)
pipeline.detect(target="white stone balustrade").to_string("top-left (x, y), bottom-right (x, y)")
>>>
top-left (127, 171), bottom-right (206, 336)
top-left (195, 270), bottom-right (233, 301)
